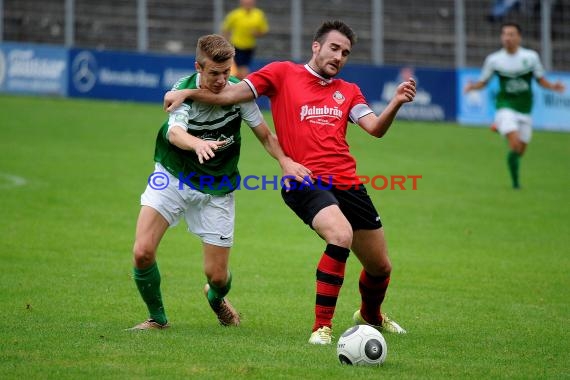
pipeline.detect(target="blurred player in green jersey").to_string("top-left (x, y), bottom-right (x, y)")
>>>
top-left (465, 22), bottom-right (565, 189)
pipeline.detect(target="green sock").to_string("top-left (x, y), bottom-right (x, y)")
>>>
top-left (207, 271), bottom-right (232, 308)
top-left (134, 262), bottom-right (167, 325)
top-left (507, 151), bottom-right (521, 188)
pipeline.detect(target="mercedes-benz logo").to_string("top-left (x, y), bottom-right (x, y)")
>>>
top-left (72, 51), bottom-right (97, 93)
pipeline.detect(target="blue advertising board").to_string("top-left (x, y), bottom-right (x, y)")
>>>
top-left (67, 48), bottom-right (195, 103)
top-left (339, 65), bottom-right (457, 122)
top-left (457, 68), bottom-right (570, 132)
top-left (457, 68), bottom-right (497, 125)
top-left (0, 42), bottom-right (68, 96)
top-left (2, 42), bottom-right (567, 132)
top-left (532, 74), bottom-right (570, 131)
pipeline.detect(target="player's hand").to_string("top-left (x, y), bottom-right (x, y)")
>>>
top-left (396, 78), bottom-right (416, 104)
top-left (193, 139), bottom-right (227, 164)
top-left (279, 157), bottom-right (313, 191)
top-left (164, 90), bottom-right (188, 112)
top-left (552, 81), bottom-right (565, 93)
top-left (464, 81), bottom-right (476, 93)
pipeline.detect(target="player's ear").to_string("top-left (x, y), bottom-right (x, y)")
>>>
top-left (311, 41), bottom-right (320, 54)
top-left (194, 61), bottom-right (202, 73)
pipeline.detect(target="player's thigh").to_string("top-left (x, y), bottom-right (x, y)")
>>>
top-left (351, 228), bottom-right (391, 276)
top-left (312, 204), bottom-right (353, 247)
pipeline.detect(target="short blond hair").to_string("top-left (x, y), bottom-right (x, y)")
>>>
top-left (196, 34), bottom-right (235, 67)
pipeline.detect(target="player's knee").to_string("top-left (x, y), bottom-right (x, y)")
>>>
top-left (132, 242), bottom-right (156, 268)
top-left (327, 227), bottom-right (353, 248)
top-left (380, 251), bottom-right (392, 275)
top-left (367, 262), bottom-right (392, 278)
top-left (381, 262), bottom-right (392, 276)
top-left (507, 137), bottom-right (524, 154)
top-left (205, 270), bottom-right (228, 288)
top-left (367, 251), bottom-right (392, 277)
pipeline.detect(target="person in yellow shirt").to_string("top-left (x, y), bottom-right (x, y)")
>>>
top-left (222, 0), bottom-right (269, 79)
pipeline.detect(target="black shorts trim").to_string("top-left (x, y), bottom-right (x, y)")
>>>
top-left (281, 183), bottom-right (382, 230)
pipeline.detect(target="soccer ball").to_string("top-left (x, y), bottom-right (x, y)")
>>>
top-left (337, 325), bottom-right (387, 366)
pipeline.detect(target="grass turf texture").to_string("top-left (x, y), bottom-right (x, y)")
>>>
top-left (0, 95), bottom-right (568, 379)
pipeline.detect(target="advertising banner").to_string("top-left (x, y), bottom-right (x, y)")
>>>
top-left (339, 65), bottom-right (457, 122)
top-left (0, 42), bottom-right (68, 96)
top-left (532, 74), bottom-right (570, 131)
top-left (3, 42), bottom-right (565, 132)
top-left (68, 48), bottom-right (195, 103)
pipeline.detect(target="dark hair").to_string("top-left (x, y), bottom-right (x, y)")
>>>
top-left (313, 20), bottom-right (357, 45)
top-left (501, 22), bottom-right (522, 35)
top-left (196, 34), bottom-right (235, 66)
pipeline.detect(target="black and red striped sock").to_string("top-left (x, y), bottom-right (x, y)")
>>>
top-left (359, 270), bottom-right (390, 325)
top-left (313, 244), bottom-right (350, 331)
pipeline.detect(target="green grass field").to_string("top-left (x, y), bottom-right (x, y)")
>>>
top-left (1, 94), bottom-right (569, 379)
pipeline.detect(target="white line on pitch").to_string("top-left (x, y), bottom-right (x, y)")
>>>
top-left (0, 173), bottom-right (28, 189)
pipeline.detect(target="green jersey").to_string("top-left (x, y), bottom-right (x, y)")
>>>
top-left (480, 47), bottom-right (545, 114)
top-left (154, 73), bottom-right (264, 195)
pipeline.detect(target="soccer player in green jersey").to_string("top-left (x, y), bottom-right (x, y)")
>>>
top-left (127, 35), bottom-right (309, 330)
top-left (465, 22), bottom-right (565, 189)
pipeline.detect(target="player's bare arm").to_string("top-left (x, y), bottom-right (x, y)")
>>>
top-left (464, 80), bottom-right (488, 93)
top-left (538, 77), bottom-right (565, 93)
top-left (250, 122), bottom-right (313, 186)
top-left (164, 81), bottom-right (255, 112)
top-left (168, 125), bottom-right (226, 164)
top-left (358, 78), bottom-right (416, 138)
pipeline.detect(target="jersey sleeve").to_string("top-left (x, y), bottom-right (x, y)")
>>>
top-left (239, 100), bottom-right (264, 128)
top-left (348, 84), bottom-right (373, 124)
top-left (531, 50), bottom-right (546, 79)
top-left (349, 104), bottom-right (374, 124)
top-left (165, 76), bottom-right (194, 137)
top-left (166, 103), bottom-right (191, 138)
top-left (244, 61), bottom-right (286, 98)
top-left (479, 54), bottom-right (495, 83)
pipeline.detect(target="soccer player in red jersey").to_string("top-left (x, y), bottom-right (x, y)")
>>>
top-left (164, 20), bottom-right (416, 344)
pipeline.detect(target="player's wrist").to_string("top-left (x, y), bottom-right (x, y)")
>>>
top-left (278, 156), bottom-right (293, 167)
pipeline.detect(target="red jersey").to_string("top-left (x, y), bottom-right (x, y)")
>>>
top-left (244, 61), bottom-right (372, 185)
